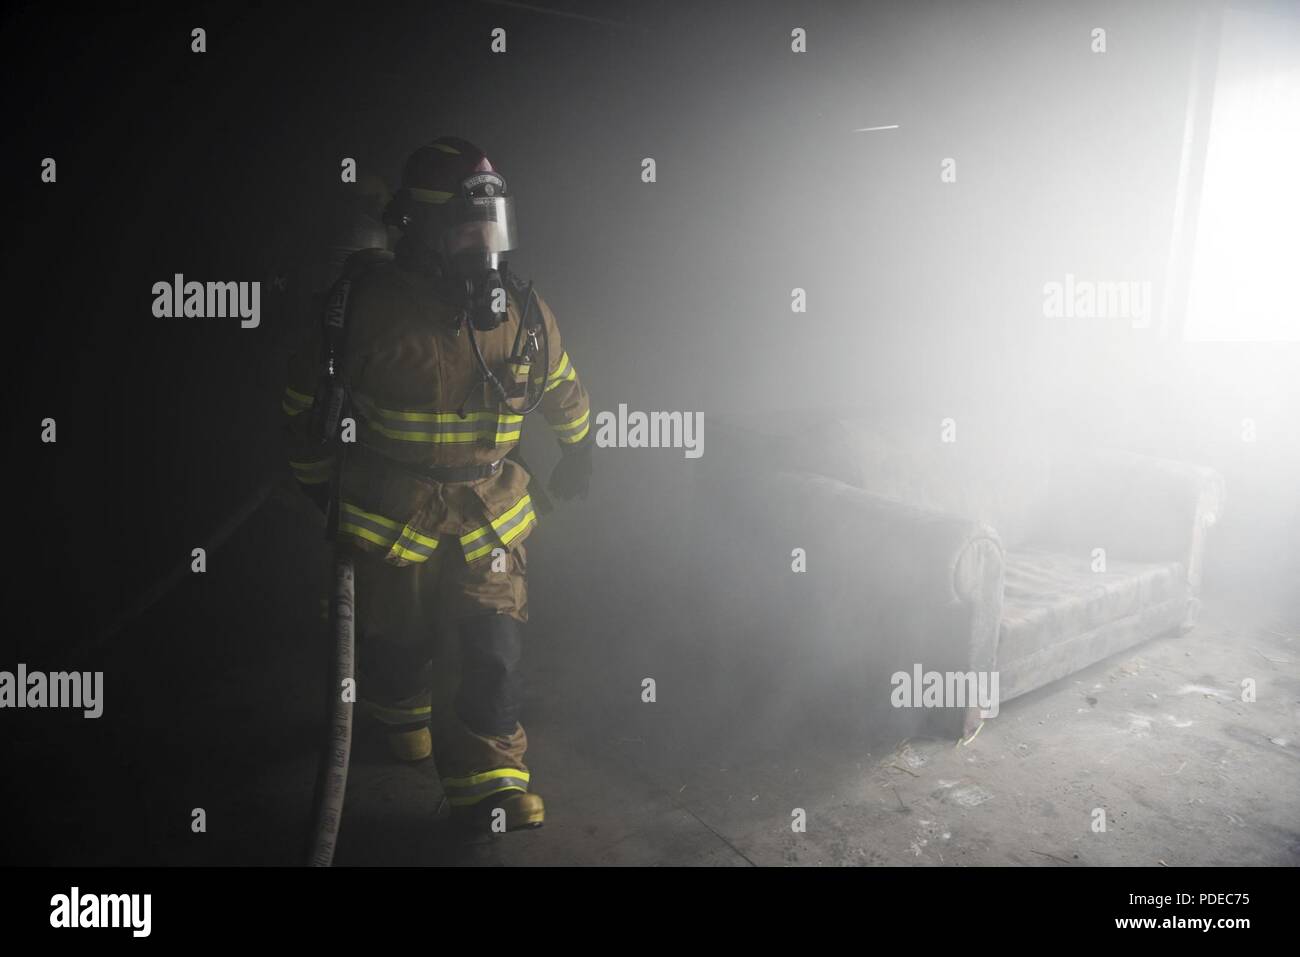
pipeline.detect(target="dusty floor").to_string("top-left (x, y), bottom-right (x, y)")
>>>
top-left (5, 496), bottom-right (1297, 867)
top-left (327, 598), bottom-right (1300, 866)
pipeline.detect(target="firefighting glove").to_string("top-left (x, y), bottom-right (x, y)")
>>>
top-left (547, 441), bottom-right (592, 502)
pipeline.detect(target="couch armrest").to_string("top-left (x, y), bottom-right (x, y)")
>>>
top-left (1041, 449), bottom-right (1225, 596)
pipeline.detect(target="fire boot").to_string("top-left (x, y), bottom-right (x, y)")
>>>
top-left (440, 614), bottom-right (543, 832)
top-left (357, 691), bottom-right (433, 762)
top-left (355, 624), bottom-right (436, 762)
top-left (449, 788), bottom-right (545, 834)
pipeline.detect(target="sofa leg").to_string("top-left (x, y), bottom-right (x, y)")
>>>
top-left (924, 705), bottom-right (982, 740)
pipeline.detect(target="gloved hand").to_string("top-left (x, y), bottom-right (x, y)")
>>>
top-left (547, 442), bottom-right (592, 502)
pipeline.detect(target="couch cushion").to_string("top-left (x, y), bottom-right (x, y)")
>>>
top-left (998, 546), bottom-right (1188, 666)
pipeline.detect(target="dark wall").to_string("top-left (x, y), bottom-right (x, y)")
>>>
top-left (3, 0), bottom-right (1295, 655)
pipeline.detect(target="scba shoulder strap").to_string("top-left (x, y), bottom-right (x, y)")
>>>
top-left (502, 267), bottom-right (549, 412)
top-left (504, 268), bottom-right (534, 318)
top-left (312, 248), bottom-right (395, 446)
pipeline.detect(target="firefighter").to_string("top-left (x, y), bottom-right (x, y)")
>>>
top-left (282, 137), bottom-right (593, 832)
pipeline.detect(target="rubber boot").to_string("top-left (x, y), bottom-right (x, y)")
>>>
top-left (441, 615), bottom-right (541, 832)
top-left (357, 692), bottom-right (433, 762)
top-left (386, 726), bottom-right (433, 762)
top-left (450, 791), bottom-right (545, 834)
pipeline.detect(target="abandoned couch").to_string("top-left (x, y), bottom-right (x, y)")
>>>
top-left (687, 411), bottom-right (1226, 739)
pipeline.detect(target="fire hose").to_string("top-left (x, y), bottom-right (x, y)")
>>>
top-left (306, 550), bottom-right (355, 866)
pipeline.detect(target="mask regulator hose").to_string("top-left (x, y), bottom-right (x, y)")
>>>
top-left (462, 272), bottom-right (549, 418)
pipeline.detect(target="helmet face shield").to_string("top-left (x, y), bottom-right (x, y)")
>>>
top-left (440, 194), bottom-right (517, 256)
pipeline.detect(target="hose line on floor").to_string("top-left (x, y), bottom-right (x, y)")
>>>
top-left (307, 550), bottom-right (355, 866)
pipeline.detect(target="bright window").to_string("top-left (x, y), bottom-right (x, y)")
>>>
top-left (1184, 7), bottom-right (1300, 342)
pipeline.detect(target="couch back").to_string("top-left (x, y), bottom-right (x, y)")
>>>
top-left (710, 410), bottom-right (1053, 549)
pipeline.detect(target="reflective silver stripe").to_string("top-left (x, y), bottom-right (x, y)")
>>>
top-left (533, 352), bottom-right (577, 392)
top-left (460, 494), bottom-right (537, 561)
top-left (338, 504), bottom-right (438, 565)
top-left (341, 504), bottom-right (399, 535)
top-left (548, 353), bottom-right (572, 381)
top-left (556, 420), bottom-right (590, 444)
top-left (353, 397), bottom-right (523, 445)
top-left (363, 415), bottom-right (499, 436)
top-left (338, 503), bottom-right (402, 550)
top-left (391, 526), bottom-right (439, 560)
top-left (492, 496), bottom-right (536, 546)
top-left (552, 409), bottom-right (589, 434)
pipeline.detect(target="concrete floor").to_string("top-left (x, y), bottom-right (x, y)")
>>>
top-left (5, 494), bottom-right (1296, 867)
top-left (327, 598), bottom-right (1299, 866)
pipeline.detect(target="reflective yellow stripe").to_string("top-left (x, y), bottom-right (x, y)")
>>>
top-left (342, 502), bottom-right (401, 530)
top-left (442, 767), bottom-right (531, 789)
top-left (389, 524), bottom-right (440, 563)
top-left (461, 536), bottom-right (497, 563)
top-left (408, 187), bottom-right (453, 204)
top-left (460, 524), bottom-right (493, 547)
top-left (546, 368), bottom-right (577, 393)
top-left (401, 528), bottom-right (439, 549)
top-left (290, 458), bottom-right (334, 485)
top-left (338, 502), bottom-right (403, 548)
top-left (533, 352), bottom-right (578, 393)
top-left (361, 421), bottom-right (522, 445)
top-left (459, 493), bottom-right (538, 562)
top-left (498, 512), bottom-right (537, 548)
top-left (556, 419), bottom-right (591, 445)
top-left (354, 397), bottom-right (524, 446)
top-left (358, 700), bottom-right (433, 725)
top-left (445, 787), bottom-right (528, 807)
top-left (337, 503), bottom-right (439, 565)
top-left (431, 143), bottom-right (461, 155)
top-left (443, 766), bottom-right (531, 806)
top-left (552, 409), bottom-right (589, 434)
top-left (282, 387), bottom-right (314, 416)
top-left (362, 409), bottom-right (503, 424)
top-left (533, 352), bottom-right (568, 381)
top-left (339, 522), bottom-right (393, 549)
top-left (495, 495), bottom-right (531, 525)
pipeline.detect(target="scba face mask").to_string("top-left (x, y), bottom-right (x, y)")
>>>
top-left (459, 256), bottom-right (508, 332)
top-left (407, 171), bottom-right (518, 330)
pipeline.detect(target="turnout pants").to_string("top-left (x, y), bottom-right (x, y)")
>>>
top-left (350, 537), bottom-right (532, 808)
